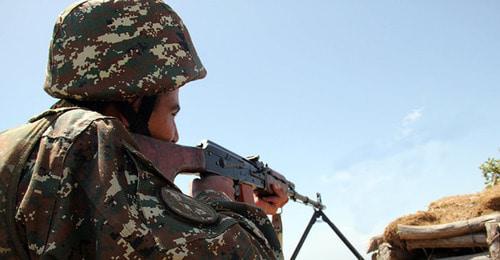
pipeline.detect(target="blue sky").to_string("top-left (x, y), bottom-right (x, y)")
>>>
top-left (1, 1), bottom-right (499, 259)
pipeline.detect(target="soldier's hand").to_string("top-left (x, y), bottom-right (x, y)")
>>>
top-left (239, 183), bottom-right (289, 215)
top-left (255, 183), bottom-right (289, 215)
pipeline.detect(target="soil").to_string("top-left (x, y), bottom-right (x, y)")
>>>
top-left (383, 185), bottom-right (500, 248)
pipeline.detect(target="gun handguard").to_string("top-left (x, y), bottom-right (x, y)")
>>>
top-left (133, 134), bottom-right (325, 210)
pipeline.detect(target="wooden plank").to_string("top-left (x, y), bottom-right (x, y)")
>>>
top-left (397, 213), bottom-right (500, 240)
top-left (435, 252), bottom-right (490, 260)
top-left (486, 222), bottom-right (499, 260)
top-left (406, 233), bottom-right (487, 250)
top-left (374, 243), bottom-right (411, 260)
top-left (367, 234), bottom-right (383, 253)
top-left (375, 243), bottom-right (391, 260)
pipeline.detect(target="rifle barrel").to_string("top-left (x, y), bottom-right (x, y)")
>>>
top-left (288, 190), bottom-right (326, 210)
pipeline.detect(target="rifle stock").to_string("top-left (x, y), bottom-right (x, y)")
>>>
top-left (133, 134), bottom-right (205, 181)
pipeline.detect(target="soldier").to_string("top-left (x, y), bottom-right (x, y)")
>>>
top-left (0, 0), bottom-right (288, 259)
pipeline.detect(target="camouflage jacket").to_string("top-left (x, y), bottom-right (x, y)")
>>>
top-left (0, 104), bottom-right (282, 259)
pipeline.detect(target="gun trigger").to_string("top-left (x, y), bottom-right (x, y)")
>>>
top-left (233, 181), bottom-right (241, 198)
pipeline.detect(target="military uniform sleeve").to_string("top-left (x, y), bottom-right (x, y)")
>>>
top-left (15, 111), bottom-right (282, 259)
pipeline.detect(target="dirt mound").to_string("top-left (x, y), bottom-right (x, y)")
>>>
top-left (383, 185), bottom-right (500, 248)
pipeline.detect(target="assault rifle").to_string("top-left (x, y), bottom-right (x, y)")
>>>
top-left (133, 134), bottom-right (325, 210)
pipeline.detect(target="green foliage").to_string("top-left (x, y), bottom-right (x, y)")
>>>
top-left (479, 157), bottom-right (500, 188)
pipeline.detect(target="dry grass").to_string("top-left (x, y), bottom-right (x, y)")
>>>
top-left (383, 185), bottom-right (500, 248)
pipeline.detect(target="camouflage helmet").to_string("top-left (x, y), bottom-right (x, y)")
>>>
top-left (44, 0), bottom-right (206, 101)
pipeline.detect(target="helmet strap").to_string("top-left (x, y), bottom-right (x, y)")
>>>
top-left (117, 95), bottom-right (157, 136)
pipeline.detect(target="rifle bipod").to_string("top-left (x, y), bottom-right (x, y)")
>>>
top-left (290, 195), bottom-right (364, 260)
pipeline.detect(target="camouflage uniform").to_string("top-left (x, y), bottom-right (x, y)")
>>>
top-left (0, 0), bottom-right (282, 259)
